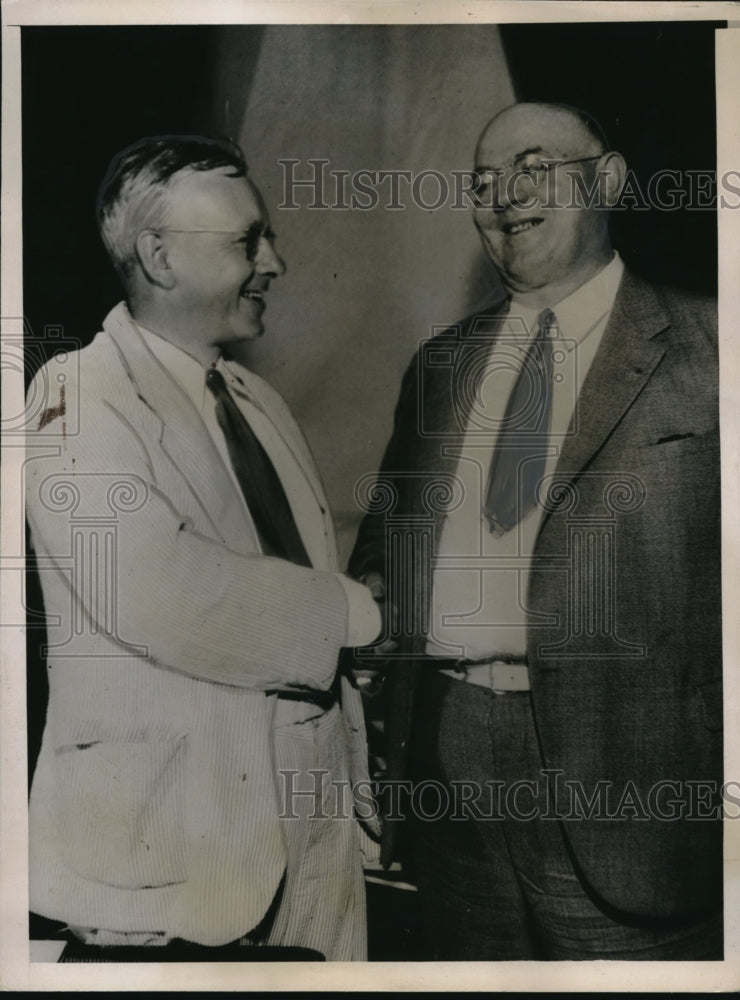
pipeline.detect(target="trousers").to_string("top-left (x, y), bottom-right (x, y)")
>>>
top-left (407, 671), bottom-right (723, 960)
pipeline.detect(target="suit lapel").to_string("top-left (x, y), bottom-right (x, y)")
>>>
top-left (421, 301), bottom-right (508, 540)
top-left (103, 306), bottom-right (253, 548)
top-left (419, 275), bottom-right (670, 543)
top-left (543, 270), bottom-right (668, 519)
top-left (227, 369), bottom-right (328, 513)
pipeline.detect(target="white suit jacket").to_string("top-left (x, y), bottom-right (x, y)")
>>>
top-left (25, 303), bottom-right (379, 945)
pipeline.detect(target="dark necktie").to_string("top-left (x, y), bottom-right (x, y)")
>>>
top-left (206, 367), bottom-right (312, 567)
top-left (483, 308), bottom-right (557, 535)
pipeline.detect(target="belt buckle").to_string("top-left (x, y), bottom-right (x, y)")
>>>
top-left (491, 661), bottom-right (528, 694)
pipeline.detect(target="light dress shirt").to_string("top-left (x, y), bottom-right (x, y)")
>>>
top-left (133, 321), bottom-right (328, 568)
top-left (134, 319), bottom-right (336, 721)
top-left (426, 252), bottom-right (625, 661)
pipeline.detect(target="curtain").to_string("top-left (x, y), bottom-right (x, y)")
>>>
top-left (211, 25), bottom-right (515, 562)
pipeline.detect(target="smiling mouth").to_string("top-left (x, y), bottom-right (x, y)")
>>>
top-left (241, 289), bottom-right (265, 304)
top-left (502, 218), bottom-right (544, 236)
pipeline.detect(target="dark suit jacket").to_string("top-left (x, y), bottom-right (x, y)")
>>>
top-left (349, 268), bottom-right (722, 920)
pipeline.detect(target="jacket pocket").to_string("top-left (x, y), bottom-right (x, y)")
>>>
top-left (635, 428), bottom-right (719, 464)
top-left (53, 738), bottom-right (188, 890)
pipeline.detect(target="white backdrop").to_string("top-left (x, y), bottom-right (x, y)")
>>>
top-left (211, 26), bottom-right (515, 562)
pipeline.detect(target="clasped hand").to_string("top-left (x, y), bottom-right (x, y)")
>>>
top-left (351, 571), bottom-right (399, 695)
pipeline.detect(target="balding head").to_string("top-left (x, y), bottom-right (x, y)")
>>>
top-left (472, 102), bottom-right (625, 306)
top-left (476, 102), bottom-right (608, 166)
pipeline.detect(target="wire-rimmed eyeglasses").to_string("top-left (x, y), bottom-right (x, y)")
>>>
top-left (472, 154), bottom-right (605, 201)
top-left (153, 226), bottom-right (276, 263)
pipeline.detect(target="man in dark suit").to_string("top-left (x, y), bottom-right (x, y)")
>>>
top-left (349, 102), bottom-right (722, 959)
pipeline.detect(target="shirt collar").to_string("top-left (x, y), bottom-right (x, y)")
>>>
top-left (128, 313), bottom-right (217, 410)
top-left (508, 251), bottom-right (624, 350)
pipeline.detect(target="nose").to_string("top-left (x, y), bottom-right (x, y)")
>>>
top-left (474, 168), bottom-right (540, 215)
top-left (499, 168), bottom-right (541, 212)
top-left (256, 237), bottom-right (286, 278)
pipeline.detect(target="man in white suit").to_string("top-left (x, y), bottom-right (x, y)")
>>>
top-left (25, 135), bottom-right (381, 959)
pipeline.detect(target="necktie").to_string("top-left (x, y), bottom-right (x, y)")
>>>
top-left (206, 367), bottom-right (312, 567)
top-left (483, 308), bottom-right (557, 534)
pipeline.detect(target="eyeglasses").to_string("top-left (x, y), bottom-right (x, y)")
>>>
top-left (156, 226), bottom-right (276, 263)
top-left (472, 154), bottom-right (604, 199)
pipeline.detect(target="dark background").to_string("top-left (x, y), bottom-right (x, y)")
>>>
top-left (22, 21), bottom-right (720, 373)
top-left (502, 21), bottom-right (720, 293)
top-left (22, 20), bottom-right (722, 958)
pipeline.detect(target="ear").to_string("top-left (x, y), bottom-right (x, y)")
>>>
top-left (598, 151), bottom-right (628, 208)
top-left (135, 229), bottom-right (176, 290)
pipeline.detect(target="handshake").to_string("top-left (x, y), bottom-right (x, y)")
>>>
top-left (347, 570), bottom-right (399, 698)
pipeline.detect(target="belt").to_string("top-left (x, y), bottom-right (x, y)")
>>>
top-left (430, 655), bottom-right (530, 694)
top-left (270, 686), bottom-right (339, 711)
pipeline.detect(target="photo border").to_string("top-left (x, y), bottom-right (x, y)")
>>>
top-left (2, 1), bottom-right (739, 991)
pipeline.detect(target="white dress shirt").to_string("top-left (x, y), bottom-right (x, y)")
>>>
top-left (133, 321), bottom-right (329, 569)
top-left (426, 253), bottom-right (625, 660)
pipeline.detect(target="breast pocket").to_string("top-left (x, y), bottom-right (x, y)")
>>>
top-left (632, 429), bottom-right (720, 532)
top-left (636, 428), bottom-right (719, 463)
top-left (53, 737), bottom-right (188, 890)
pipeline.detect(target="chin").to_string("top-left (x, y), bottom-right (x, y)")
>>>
top-left (215, 329), bottom-right (263, 359)
top-left (502, 267), bottom-right (552, 293)
top-left (506, 251), bottom-right (569, 288)
top-left (486, 250), bottom-right (546, 290)
top-left (235, 322), bottom-right (265, 342)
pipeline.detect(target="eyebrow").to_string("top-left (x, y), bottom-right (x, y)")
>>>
top-left (514, 146), bottom-right (545, 160)
top-left (242, 221), bottom-right (276, 258)
top-left (475, 146), bottom-right (546, 171)
top-left (243, 221), bottom-right (276, 240)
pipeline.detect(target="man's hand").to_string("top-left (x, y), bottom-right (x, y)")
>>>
top-left (351, 571), bottom-right (399, 696)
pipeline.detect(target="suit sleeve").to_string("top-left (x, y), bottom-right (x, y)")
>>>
top-left (348, 351), bottom-right (420, 584)
top-left (25, 366), bottom-right (379, 691)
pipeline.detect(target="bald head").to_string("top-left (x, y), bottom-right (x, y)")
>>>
top-left (472, 102), bottom-right (625, 306)
top-left (475, 102), bottom-right (607, 173)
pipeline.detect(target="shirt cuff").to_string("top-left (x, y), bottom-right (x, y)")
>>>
top-left (336, 574), bottom-right (383, 648)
